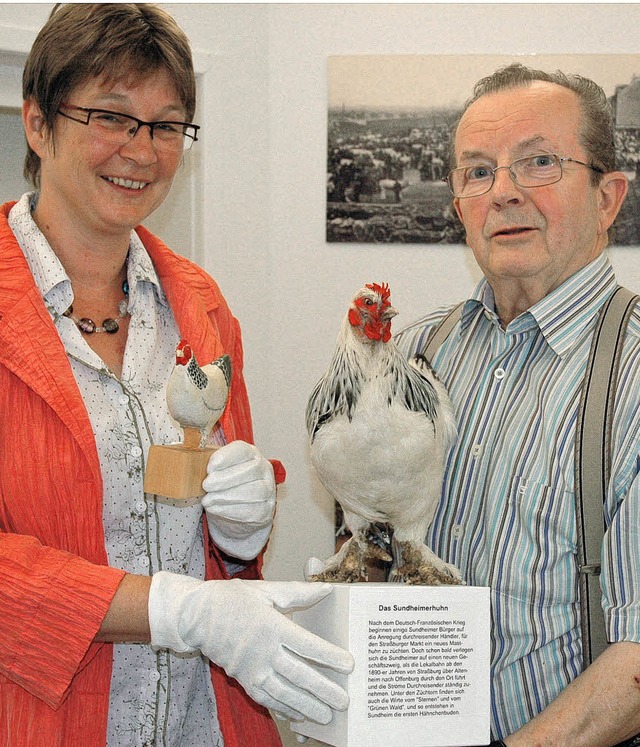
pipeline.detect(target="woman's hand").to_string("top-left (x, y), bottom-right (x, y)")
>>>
top-left (201, 441), bottom-right (276, 560)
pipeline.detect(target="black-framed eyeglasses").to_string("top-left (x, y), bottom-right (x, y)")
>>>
top-left (57, 104), bottom-right (200, 152)
top-left (445, 153), bottom-right (604, 199)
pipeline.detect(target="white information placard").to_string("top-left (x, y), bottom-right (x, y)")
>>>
top-left (291, 583), bottom-right (490, 747)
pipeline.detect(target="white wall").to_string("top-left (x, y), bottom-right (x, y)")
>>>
top-left (2, 4), bottom-right (640, 588)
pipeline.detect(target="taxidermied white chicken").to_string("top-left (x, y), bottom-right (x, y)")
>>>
top-left (167, 340), bottom-right (232, 447)
top-left (306, 283), bottom-right (462, 585)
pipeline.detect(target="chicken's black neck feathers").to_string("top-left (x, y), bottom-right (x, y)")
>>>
top-left (306, 342), bottom-right (365, 441)
top-left (306, 325), bottom-right (441, 442)
top-left (393, 353), bottom-right (439, 422)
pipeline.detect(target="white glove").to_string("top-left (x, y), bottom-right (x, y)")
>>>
top-left (201, 440), bottom-right (276, 560)
top-left (149, 572), bottom-right (354, 723)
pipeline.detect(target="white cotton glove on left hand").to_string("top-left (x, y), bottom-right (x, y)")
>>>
top-left (201, 440), bottom-right (276, 560)
top-left (149, 573), bottom-right (354, 724)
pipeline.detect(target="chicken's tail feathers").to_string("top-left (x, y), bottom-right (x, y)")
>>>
top-left (212, 354), bottom-right (232, 386)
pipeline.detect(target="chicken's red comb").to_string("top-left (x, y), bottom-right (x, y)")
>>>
top-left (175, 339), bottom-right (192, 362)
top-left (365, 282), bottom-right (391, 306)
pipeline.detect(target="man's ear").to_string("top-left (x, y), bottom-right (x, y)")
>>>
top-left (453, 197), bottom-right (463, 224)
top-left (597, 171), bottom-right (628, 236)
top-left (22, 99), bottom-right (49, 157)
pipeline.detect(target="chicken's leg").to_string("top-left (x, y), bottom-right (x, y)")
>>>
top-left (309, 533), bottom-right (367, 582)
top-left (389, 536), bottom-right (464, 585)
top-left (309, 511), bottom-right (392, 582)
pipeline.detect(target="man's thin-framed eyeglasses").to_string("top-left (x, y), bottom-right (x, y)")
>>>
top-left (445, 153), bottom-right (604, 199)
top-left (57, 104), bottom-right (200, 152)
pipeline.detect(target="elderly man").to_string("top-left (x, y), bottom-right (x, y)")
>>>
top-left (396, 64), bottom-right (640, 746)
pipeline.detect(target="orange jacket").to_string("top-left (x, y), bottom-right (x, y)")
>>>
top-left (0, 202), bottom-right (282, 746)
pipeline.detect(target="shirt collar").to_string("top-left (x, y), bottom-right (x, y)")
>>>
top-left (7, 191), bottom-right (168, 320)
top-left (127, 230), bottom-right (169, 309)
top-left (459, 253), bottom-right (617, 358)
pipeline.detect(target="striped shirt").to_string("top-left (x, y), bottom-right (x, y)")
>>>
top-left (395, 253), bottom-right (640, 739)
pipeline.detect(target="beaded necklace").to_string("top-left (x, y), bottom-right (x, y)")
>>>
top-left (64, 280), bottom-right (130, 334)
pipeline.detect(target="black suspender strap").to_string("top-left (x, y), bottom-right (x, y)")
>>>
top-left (421, 302), bottom-right (464, 363)
top-left (574, 285), bottom-right (638, 667)
top-left (422, 287), bottom-right (638, 669)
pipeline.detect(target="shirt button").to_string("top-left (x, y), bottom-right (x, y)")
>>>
top-left (135, 501), bottom-right (146, 514)
top-left (494, 367), bottom-right (506, 380)
top-left (150, 670), bottom-right (161, 682)
top-left (131, 445), bottom-right (143, 458)
top-left (452, 524), bottom-right (463, 538)
top-left (117, 394), bottom-right (129, 406)
top-left (471, 444), bottom-right (482, 457)
top-left (137, 556), bottom-right (150, 569)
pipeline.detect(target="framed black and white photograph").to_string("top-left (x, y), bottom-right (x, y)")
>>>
top-left (327, 54), bottom-right (640, 245)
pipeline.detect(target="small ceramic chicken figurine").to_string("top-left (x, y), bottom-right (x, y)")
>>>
top-left (167, 340), bottom-right (232, 448)
top-left (144, 340), bottom-right (232, 499)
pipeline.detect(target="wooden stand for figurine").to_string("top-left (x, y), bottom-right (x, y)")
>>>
top-left (144, 427), bottom-right (218, 499)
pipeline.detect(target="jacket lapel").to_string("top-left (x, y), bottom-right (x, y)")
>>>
top-left (0, 207), bottom-right (102, 483)
top-left (137, 225), bottom-right (225, 364)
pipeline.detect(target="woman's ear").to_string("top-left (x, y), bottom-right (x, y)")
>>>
top-left (22, 99), bottom-right (49, 157)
